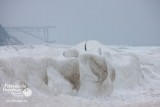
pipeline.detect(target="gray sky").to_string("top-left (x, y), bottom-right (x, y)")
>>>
top-left (0, 0), bottom-right (160, 45)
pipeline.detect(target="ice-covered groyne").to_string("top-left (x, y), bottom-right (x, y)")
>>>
top-left (0, 41), bottom-right (160, 98)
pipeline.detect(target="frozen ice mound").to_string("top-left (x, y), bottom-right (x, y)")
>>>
top-left (0, 40), bottom-right (160, 99)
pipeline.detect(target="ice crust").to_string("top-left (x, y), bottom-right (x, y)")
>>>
top-left (0, 41), bottom-right (160, 106)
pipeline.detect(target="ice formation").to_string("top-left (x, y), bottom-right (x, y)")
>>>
top-left (0, 40), bottom-right (160, 106)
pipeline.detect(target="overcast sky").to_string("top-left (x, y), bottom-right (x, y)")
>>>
top-left (0, 0), bottom-right (160, 45)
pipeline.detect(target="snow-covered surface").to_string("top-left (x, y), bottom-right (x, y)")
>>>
top-left (0, 40), bottom-right (160, 107)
